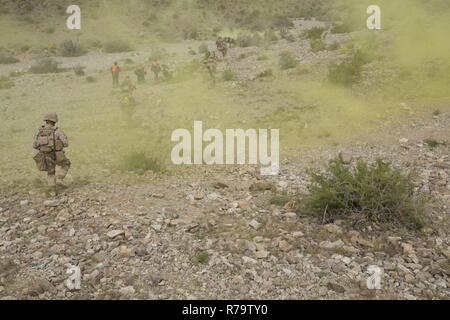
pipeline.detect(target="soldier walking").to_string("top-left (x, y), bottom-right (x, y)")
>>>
top-left (33, 113), bottom-right (71, 195)
top-left (111, 61), bottom-right (121, 88)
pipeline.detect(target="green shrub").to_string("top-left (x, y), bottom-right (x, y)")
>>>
top-left (310, 39), bottom-right (327, 52)
top-left (61, 40), bottom-right (86, 57)
top-left (424, 139), bottom-right (440, 148)
top-left (0, 76), bottom-right (14, 90)
top-left (328, 49), bottom-right (374, 86)
top-left (257, 69), bottom-right (273, 78)
top-left (29, 58), bottom-right (62, 74)
top-left (257, 54), bottom-right (268, 61)
top-left (264, 29), bottom-right (278, 42)
top-left (279, 50), bottom-right (298, 70)
top-left (270, 192), bottom-right (291, 206)
top-left (301, 158), bottom-right (426, 229)
top-left (103, 40), bottom-right (131, 53)
top-left (0, 54), bottom-right (19, 64)
top-left (304, 27), bottom-right (325, 40)
top-left (222, 68), bottom-right (235, 81)
top-left (121, 151), bottom-right (165, 174)
top-left (86, 76), bottom-right (96, 83)
top-left (236, 33), bottom-right (262, 47)
top-left (196, 251), bottom-right (209, 264)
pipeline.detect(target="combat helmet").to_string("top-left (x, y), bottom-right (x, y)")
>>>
top-left (43, 113), bottom-right (58, 123)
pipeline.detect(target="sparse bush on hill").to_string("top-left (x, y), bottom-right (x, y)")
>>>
top-left (60, 40), bottom-right (86, 57)
top-left (328, 49), bottom-right (374, 86)
top-left (301, 158), bottom-right (426, 229)
top-left (257, 69), bottom-right (273, 78)
top-left (121, 151), bottom-right (165, 174)
top-left (304, 27), bottom-right (326, 39)
top-left (103, 40), bottom-right (131, 53)
top-left (264, 29), bottom-right (278, 43)
top-left (86, 76), bottom-right (96, 83)
top-left (222, 68), bottom-right (235, 81)
top-left (0, 54), bottom-right (19, 64)
top-left (279, 50), bottom-right (298, 69)
top-left (29, 58), bottom-right (62, 74)
top-left (310, 38), bottom-right (327, 52)
top-left (0, 76), bottom-right (14, 90)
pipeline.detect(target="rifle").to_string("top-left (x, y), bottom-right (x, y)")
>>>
top-left (51, 128), bottom-right (57, 196)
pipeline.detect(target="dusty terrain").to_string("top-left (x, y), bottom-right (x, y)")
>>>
top-left (0, 18), bottom-right (449, 300)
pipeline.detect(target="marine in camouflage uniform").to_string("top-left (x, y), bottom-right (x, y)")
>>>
top-left (202, 51), bottom-right (217, 82)
top-left (33, 113), bottom-right (71, 191)
top-left (216, 37), bottom-right (228, 58)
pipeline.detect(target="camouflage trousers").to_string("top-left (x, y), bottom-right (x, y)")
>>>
top-left (43, 151), bottom-right (71, 186)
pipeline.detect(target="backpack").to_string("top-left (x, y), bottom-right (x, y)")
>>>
top-left (35, 126), bottom-right (64, 152)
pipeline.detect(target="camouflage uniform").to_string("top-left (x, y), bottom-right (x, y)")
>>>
top-left (33, 113), bottom-right (71, 188)
top-left (202, 51), bottom-right (217, 80)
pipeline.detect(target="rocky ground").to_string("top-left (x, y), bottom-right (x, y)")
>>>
top-left (0, 107), bottom-right (449, 300)
top-left (0, 18), bottom-right (449, 300)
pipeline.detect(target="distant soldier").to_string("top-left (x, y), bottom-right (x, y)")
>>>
top-left (161, 64), bottom-right (172, 81)
top-left (216, 37), bottom-right (228, 58)
top-left (151, 62), bottom-right (162, 81)
top-left (134, 66), bottom-right (147, 83)
top-left (202, 51), bottom-right (217, 82)
top-left (121, 75), bottom-right (136, 94)
top-left (33, 113), bottom-right (71, 194)
top-left (111, 61), bottom-right (121, 88)
top-left (224, 37), bottom-right (236, 48)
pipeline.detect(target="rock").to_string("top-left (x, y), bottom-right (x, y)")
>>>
top-left (399, 138), bottom-right (409, 144)
top-left (327, 282), bottom-right (346, 293)
top-left (237, 200), bottom-right (249, 210)
top-left (20, 200), bottom-right (29, 206)
top-left (249, 219), bottom-right (261, 230)
top-left (44, 199), bottom-right (61, 207)
top-left (324, 224), bottom-right (343, 234)
top-left (27, 279), bottom-right (56, 296)
top-left (27, 209), bottom-right (37, 215)
top-left (0, 207), bottom-right (4, 213)
top-left (292, 231), bottom-right (304, 238)
top-left (320, 239), bottom-right (344, 250)
top-left (249, 182), bottom-right (273, 191)
top-left (107, 230), bottom-right (125, 239)
top-left (255, 250), bottom-right (270, 259)
top-left (194, 193), bottom-right (204, 200)
top-left (401, 243), bottom-right (415, 255)
top-left (0, 296), bottom-right (17, 300)
top-left (151, 193), bottom-right (165, 199)
top-left (404, 293), bottom-right (417, 300)
top-left (242, 256), bottom-right (258, 264)
top-left (278, 240), bottom-right (292, 252)
top-left (212, 182), bottom-right (229, 189)
top-left (284, 212), bottom-right (298, 220)
top-left (339, 152), bottom-right (353, 164)
top-left (119, 286), bottom-right (135, 296)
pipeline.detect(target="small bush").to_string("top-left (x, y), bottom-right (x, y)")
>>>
top-left (264, 29), bottom-right (278, 42)
top-left (424, 139), bottom-right (440, 148)
top-left (301, 158), bottom-right (426, 229)
top-left (222, 69), bottom-right (235, 81)
top-left (328, 49), bottom-right (374, 86)
top-left (304, 27), bottom-right (325, 40)
top-left (279, 50), bottom-right (298, 70)
top-left (86, 76), bottom-right (96, 83)
top-left (310, 39), bottom-right (327, 53)
top-left (236, 33), bottom-right (262, 47)
top-left (29, 58), bottom-right (62, 74)
top-left (257, 69), bottom-right (273, 78)
top-left (103, 40), bottom-right (131, 53)
top-left (0, 76), bottom-right (14, 90)
top-left (121, 151), bottom-right (165, 174)
top-left (44, 27), bottom-right (55, 34)
top-left (61, 40), bottom-right (86, 57)
top-left (150, 47), bottom-right (168, 61)
top-left (257, 54), bottom-right (268, 61)
top-left (0, 54), bottom-right (19, 64)
top-left (270, 192), bottom-right (291, 206)
top-left (196, 251), bottom-right (209, 264)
